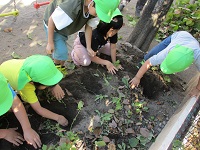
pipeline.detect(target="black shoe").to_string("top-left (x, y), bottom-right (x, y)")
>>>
top-left (119, 4), bottom-right (125, 11)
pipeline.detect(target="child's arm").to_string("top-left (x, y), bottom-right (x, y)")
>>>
top-left (12, 96), bottom-right (41, 149)
top-left (91, 56), bottom-right (118, 74)
top-left (46, 16), bottom-right (56, 54)
top-left (30, 101), bottom-right (68, 126)
top-left (129, 59), bottom-right (152, 89)
top-left (110, 43), bottom-right (123, 70)
top-left (85, 24), bottom-right (96, 57)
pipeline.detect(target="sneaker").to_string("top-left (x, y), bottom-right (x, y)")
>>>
top-left (56, 65), bottom-right (68, 77)
top-left (136, 60), bottom-right (145, 69)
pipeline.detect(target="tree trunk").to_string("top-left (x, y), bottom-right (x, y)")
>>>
top-left (127, 0), bottom-right (174, 52)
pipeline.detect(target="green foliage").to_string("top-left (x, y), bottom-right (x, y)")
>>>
top-left (129, 137), bottom-right (139, 148)
top-left (122, 76), bottom-right (129, 88)
top-left (172, 140), bottom-right (184, 150)
top-left (95, 141), bottom-right (106, 147)
top-left (112, 97), bottom-right (122, 111)
top-left (95, 94), bottom-right (108, 102)
top-left (118, 142), bottom-right (126, 150)
top-left (70, 101), bottom-right (84, 130)
top-left (157, 0), bottom-right (200, 41)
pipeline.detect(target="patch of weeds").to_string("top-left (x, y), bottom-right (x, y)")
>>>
top-left (95, 140), bottom-right (106, 147)
top-left (132, 101), bottom-right (149, 114)
top-left (95, 110), bottom-right (113, 125)
top-left (112, 97), bottom-right (122, 111)
top-left (95, 94), bottom-right (108, 103)
top-left (113, 60), bottom-right (120, 68)
top-left (136, 132), bottom-right (154, 147)
top-left (172, 140), bottom-right (184, 150)
top-left (129, 137), bottom-right (139, 148)
top-left (118, 142), bottom-right (126, 150)
top-left (122, 76), bottom-right (129, 88)
top-left (118, 36), bottom-right (123, 40)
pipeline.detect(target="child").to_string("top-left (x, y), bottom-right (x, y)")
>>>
top-left (0, 73), bottom-right (41, 149)
top-left (129, 31), bottom-right (200, 97)
top-left (0, 55), bottom-right (68, 126)
top-left (44, 0), bottom-right (120, 76)
top-left (71, 8), bottom-right (124, 75)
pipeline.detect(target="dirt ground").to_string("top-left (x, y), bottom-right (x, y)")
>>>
top-left (0, 0), bottom-right (197, 150)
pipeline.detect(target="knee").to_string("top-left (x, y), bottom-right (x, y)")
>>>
top-left (71, 48), bottom-right (91, 66)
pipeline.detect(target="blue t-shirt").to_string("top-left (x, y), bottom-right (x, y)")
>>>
top-left (8, 84), bottom-right (16, 99)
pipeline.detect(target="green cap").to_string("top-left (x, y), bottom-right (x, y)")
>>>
top-left (160, 45), bottom-right (194, 74)
top-left (0, 73), bottom-right (13, 116)
top-left (18, 55), bottom-right (63, 90)
top-left (112, 8), bottom-right (122, 18)
top-left (94, 0), bottom-right (120, 23)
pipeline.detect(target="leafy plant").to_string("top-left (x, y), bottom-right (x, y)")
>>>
top-left (95, 110), bottom-right (112, 125)
top-left (118, 142), bottom-right (126, 150)
top-left (112, 97), bottom-right (122, 111)
top-left (172, 140), bottom-right (183, 150)
top-left (95, 141), bottom-right (106, 147)
top-left (157, 0), bottom-right (200, 41)
top-left (129, 137), bottom-right (139, 148)
top-left (95, 94), bottom-right (108, 102)
top-left (132, 101), bottom-right (149, 114)
top-left (70, 101), bottom-right (84, 130)
top-left (113, 60), bottom-right (120, 68)
top-left (122, 76), bottom-right (129, 88)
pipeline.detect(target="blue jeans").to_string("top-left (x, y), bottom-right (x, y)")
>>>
top-left (44, 24), bottom-right (68, 61)
top-left (144, 35), bottom-right (171, 60)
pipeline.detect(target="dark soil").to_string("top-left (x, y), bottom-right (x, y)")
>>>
top-left (0, 47), bottom-right (185, 150)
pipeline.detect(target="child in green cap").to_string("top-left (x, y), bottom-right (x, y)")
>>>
top-left (0, 55), bottom-right (68, 127)
top-left (0, 73), bottom-right (41, 149)
top-left (71, 8), bottom-right (124, 75)
top-left (43, 0), bottom-right (120, 76)
top-left (129, 31), bottom-right (200, 97)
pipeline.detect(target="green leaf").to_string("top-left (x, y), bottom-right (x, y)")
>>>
top-left (11, 52), bottom-right (21, 59)
top-left (78, 101), bottom-right (84, 110)
top-left (129, 138), bottom-right (139, 148)
top-left (42, 145), bottom-right (47, 150)
top-left (95, 141), bottom-right (106, 147)
top-left (94, 73), bottom-right (99, 77)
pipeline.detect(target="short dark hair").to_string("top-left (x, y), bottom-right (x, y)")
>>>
top-left (97, 15), bottom-right (123, 37)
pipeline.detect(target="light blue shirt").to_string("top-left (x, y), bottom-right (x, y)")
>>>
top-left (150, 31), bottom-right (200, 71)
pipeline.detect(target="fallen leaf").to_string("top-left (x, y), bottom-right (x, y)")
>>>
top-left (109, 120), bottom-right (117, 128)
top-left (4, 27), bottom-right (12, 33)
top-left (108, 109), bottom-right (115, 114)
top-left (102, 136), bottom-right (110, 143)
top-left (65, 88), bottom-right (73, 96)
top-left (93, 127), bottom-right (102, 137)
top-left (136, 122), bottom-right (142, 126)
top-left (140, 128), bottom-right (150, 138)
top-left (123, 99), bottom-right (130, 105)
top-left (107, 141), bottom-right (116, 150)
top-left (125, 128), bottom-right (135, 134)
top-left (85, 134), bottom-right (94, 139)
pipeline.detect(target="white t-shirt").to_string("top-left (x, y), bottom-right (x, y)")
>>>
top-left (149, 31), bottom-right (200, 71)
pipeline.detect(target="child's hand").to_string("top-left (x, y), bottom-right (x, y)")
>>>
top-left (46, 43), bottom-right (54, 54)
top-left (57, 115), bottom-right (68, 126)
top-left (106, 62), bottom-right (118, 75)
top-left (51, 84), bottom-right (65, 100)
top-left (129, 76), bottom-right (140, 89)
top-left (3, 128), bottom-right (24, 146)
top-left (23, 128), bottom-right (41, 149)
